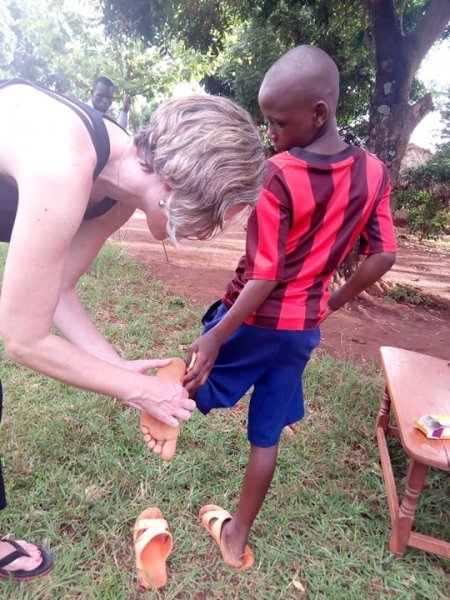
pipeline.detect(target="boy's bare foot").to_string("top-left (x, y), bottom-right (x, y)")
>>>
top-left (140, 412), bottom-right (179, 461)
top-left (140, 358), bottom-right (187, 461)
top-left (199, 504), bottom-right (254, 571)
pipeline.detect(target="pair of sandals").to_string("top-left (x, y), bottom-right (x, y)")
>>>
top-left (134, 505), bottom-right (254, 590)
top-left (0, 540), bottom-right (53, 582)
top-left (0, 505), bottom-right (253, 589)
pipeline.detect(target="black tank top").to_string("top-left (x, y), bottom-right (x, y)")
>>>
top-left (0, 79), bottom-right (119, 242)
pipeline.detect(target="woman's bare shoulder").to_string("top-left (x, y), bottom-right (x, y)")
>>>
top-left (0, 84), bottom-right (97, 179)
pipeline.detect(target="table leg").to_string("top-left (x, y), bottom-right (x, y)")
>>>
top-left (390, 460), bottom-right (428, 555)
top-left (375, 388), bottom-right (391, 436)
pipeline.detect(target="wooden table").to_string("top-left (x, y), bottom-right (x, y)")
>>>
top-left (375, 346), bottom-right (450, 558)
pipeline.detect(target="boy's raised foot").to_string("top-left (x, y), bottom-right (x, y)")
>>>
top-left (140, 357), bottom-right (186, 461)
top-left (140, 412), bottom-right (179, 461)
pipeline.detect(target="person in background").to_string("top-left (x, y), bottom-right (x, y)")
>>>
top-left (88, 75), bottom-right (130, 130)
top-left (0, 80), bottom-right (265, 581)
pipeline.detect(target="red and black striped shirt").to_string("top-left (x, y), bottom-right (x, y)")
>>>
top-left (223, 145), bottom-right (397, 330)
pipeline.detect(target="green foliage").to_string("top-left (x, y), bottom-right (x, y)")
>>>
top-left (395, 146), bottom-right (450, 240)
top-left (2, 0), bottom-right (449, 162)
top-left (436, 85), bottom-right (450, 150)
top-left (0, 0), bottom-right (211, 131)
top-left (102, 0), bottom-right (450, 163)
top-left (385, 283), bottom-right (438, 307)
top-left (0, 3), bottom-right (16, 67)
top-left (403, 147), bottom-right (450, 188)
top-left (395, 189), bottom-right (449, 240)
top-left (101, 0), bottom-right (167, 48)
top-left (102, 0), bottom-right (241, 55)
top-left (102, 0), bottom-right (375, 126)
top-left (206, 1), bottom-right (374, 133)
top-left (1, 0), bottom-right (119, 94)
top-left (211, 22), bottom-right (290, 118)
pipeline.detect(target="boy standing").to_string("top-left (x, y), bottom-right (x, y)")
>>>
top-left (145, 45), bottom-right (397, 570)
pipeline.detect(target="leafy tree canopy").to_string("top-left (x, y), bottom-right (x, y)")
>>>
top-left (102, 0), bottom-right (448, 149)
top-left (436, 84), bottom-right (450, 150)
top-left (102, 0), bottom-right (245, 54)
top-left (0, 0), bottom-right (211, 128)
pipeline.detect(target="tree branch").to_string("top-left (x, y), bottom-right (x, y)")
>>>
top-left (410, 92), bottom-right (434, 129)
top-left (408, 0), bottom-right (450, 65)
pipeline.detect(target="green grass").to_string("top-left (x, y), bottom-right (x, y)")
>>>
top-left (0, 243), bottom-right (449, 599)
top-left (384, 283), bottom-right (447, 309)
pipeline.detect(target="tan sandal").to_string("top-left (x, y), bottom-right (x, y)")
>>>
top-left (133, 507), bottom-right (173, 589)
top-left (199, 504), bottom-right (254, 572)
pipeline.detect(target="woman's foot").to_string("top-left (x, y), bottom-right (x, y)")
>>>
top-left (0, 539), bottom-right (53, 581)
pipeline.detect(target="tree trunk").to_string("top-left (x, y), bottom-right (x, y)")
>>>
top-left (367, 0), bottom-right (450, 187)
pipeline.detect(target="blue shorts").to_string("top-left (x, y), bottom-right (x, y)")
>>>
top-left (195, 301), bottom-right (320, 448)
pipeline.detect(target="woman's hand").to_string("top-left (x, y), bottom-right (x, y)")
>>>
top-left (120, 357), bottom-right (196, 426)
top-left (182, 330), bottom-right (221, 393)
top-left (120, 357), bottom-right (172, 375)
top-left (126, 375), bottom-right (196, 428)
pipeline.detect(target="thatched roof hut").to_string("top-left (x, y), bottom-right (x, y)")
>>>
top-left (400, 143), bottom-right (432, 172)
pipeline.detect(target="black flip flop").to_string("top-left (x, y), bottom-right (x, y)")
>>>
top-left (0, 540), bottom-right (53, 581)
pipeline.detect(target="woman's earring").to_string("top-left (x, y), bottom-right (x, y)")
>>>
top-left (159, 199), bottom-right (166, 208)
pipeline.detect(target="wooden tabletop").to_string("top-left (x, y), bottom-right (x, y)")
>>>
top-left (380, 346), bottom-right (450, 471)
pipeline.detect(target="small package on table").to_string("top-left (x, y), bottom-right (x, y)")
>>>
top-left (414, 414), bottom-right (450, 440)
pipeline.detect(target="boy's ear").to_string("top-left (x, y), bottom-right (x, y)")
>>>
top-left (313, 101), bottom-right (329, 128)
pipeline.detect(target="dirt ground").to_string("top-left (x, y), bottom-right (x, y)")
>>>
top-left (112, 212), bottom-right (450, 366)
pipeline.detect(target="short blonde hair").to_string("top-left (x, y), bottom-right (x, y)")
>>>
top-left (134, 94), bottom-right (266, 241)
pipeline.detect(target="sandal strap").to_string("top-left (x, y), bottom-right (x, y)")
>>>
top-left (0, 540), bottom-right (31, 568)
top-left (134, 518), bottom-right (169, 533)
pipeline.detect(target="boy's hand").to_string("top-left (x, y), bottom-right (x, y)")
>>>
top-left (318, 304), bottom-right (335, 324)
top-left (121, 94), bottom-right (131, 112)
top-left (121, 357), bottom-right (171, 374)
top-left (183, 330), bottom-right (221, 392)
top-left (183, 280), bottom-right (278, 393)
top-left (327, 252), bottom-right (396, 312)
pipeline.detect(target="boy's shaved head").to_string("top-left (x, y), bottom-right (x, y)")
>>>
top-left (260, 45), bottom-right (340, 114)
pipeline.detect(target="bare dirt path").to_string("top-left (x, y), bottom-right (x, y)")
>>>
top-left (112, 212), bottom-right (450, 366)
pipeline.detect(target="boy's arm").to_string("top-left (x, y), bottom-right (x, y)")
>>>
top-left (183, 279), bottom-right (277, 391)
top-left (117, 95), bottom-right (130, 129)
top-left (326, 160), bottom-right (396, 319)
top-left (325, 251), bottom-right (395, 318)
